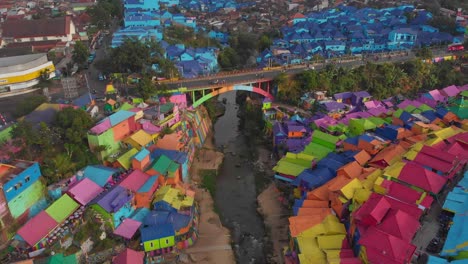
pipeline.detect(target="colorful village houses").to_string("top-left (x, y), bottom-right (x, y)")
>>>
top-left (0, 161), bottom-right (45, 247)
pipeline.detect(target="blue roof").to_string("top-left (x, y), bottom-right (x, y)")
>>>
top-left (151, 149), bottom-right (188, 164)
top-left (130, 208), bottom-right (150, 223)
top-left (138, 176), bottom-right (158, 193)
top-left (134, 148), bottom-right (150, 162)
top-left (358, 134), bottom-right (375, 143)
top-left (108, 110), bottom-right (135, 126)
top-left (426, 256), bottom-right (448, 264)
top-left (299, 167), bottom-right (335, 189)
top-left (316, 158), bottom-right (344, 171)
top-left (95, 185), bottom-right (133, 213)
top-left (142, 210), bottom-right (191, 231)
top-left (344, 136), bottom-right (359, 145)
top-left (82, 165), bottom-right (118, 187)
top-left (421, 110), bottom-right (438, 122)
top-left (140, 223), bottom-right (175, 242)
top-left (72, 93), bottom-right (95, 107)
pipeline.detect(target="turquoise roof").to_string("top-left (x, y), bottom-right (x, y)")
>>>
top-left (134, 148), bottom-right (150, 162)
top-left (138, 176), bottom-right (158, 193)
top-left (108, 110), bottom-right (135, 126)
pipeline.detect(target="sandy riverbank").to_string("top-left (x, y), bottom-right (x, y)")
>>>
top-left (182, 136), bottom-right (235, 264)
top-left (256, 147), bottom-right (290, 264)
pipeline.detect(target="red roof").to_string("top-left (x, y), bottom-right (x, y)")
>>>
top-left (17, 211), bottom-right (59, 247)
top-left (383, 180), bottom-right (433, 209)
top-left (398, 162), bottom-right (447, 194)
top-left (2, 16), bottom-right (72, 38)
top-left (354, 193), bottom-right (423, 225)
top-left (359, 226), bottom-right (416, 264)
top-left (112, 248), bottom-right (144, 264)
top-left (353, 194), bottom-right (391, 226)
top-left (292, 13), bottom-right (305, 19)
top-left (413, 152), bottom-right (453, 174)
top-left (377, 209), bottom-right (420, 242)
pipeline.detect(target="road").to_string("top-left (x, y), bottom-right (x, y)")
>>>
top-left (164, 48), bottom-right (458, 91)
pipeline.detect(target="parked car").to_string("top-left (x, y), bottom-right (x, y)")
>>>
top-left (98, 73), bottom-right (104, 81)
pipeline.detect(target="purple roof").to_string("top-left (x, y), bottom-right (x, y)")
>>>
top-left (442, 85), bottom-right (460, 97)
top-left (397, 99), bottom-right (422, 109)
top-left (90, 118), bottom-right (112, 134)
top-left (458, 84), bottom-right (468, 91)
top-left (273, 122), bottom-right (286, 136)
top-left (287, 125), bottom-right (306, 133)
top-left (67, 178), bottom-right (104, 206)
top-left (322, 101), bottom-right (347, 111)
top-left (314, 116), bottom-right (337, 130)
top-left (367, 106), bottom-right (389, 117)
top-left (340, 112), bottom-right (372, 125)
top-left (333, 92), bottom-right (352, 100)
top-left (416, 96), bottom-right (437, 108)
top-left (95, 185), bottom-right (133, 213)
top-left (285, 138), bottom-right (310, 153)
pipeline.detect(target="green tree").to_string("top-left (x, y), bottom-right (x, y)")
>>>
top-left (257, 34), bottom-right (272, 52)
top-left (137, 76), bottom-right (157, 100)
top-left (72, 41), bottom-right (89, 66)
top-left (54, 107), bottom-right (94, 145)
top-left (14, 95), bottom-right (47, 118)
top-left (218, 47), bottom-right (240, 70)
top-left (42, 153), bottom-right (76, 184)
top-left (415, 47), bottom-right (433, 60)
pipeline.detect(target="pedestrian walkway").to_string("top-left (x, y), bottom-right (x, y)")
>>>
top-left (184, 244), bottom-right (232, 253)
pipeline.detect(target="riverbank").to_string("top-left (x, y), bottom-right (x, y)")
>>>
top-left (256, 147), bottom-right (290, 264)
top-left (183, 135), bottom-right (235, 264)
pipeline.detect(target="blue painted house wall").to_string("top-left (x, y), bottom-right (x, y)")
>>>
top-left (3, 162), bottom-right (41, 202)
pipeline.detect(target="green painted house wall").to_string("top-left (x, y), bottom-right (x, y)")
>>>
top-left (143, 236), bottom-right (175, 251)
top-left (87, 129), bottom-right (120, 160)
top-left (0, 125), bottom-right (13, 143)
top-left (8, 180), bottom-right (44, 219)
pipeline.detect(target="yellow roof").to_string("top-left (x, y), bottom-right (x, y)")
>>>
top-left (181, 196), bottom-right (194, 207)
top-left (431, 126), bottom-right (461, 140)
top-left (360, 169), bottom-right (382, 190)
top-left (129, 130), bottom-right (153, 147)
top-left (298, 253), bottom-right (327, 264)
top-left (340, 178), bottom-right (363, 200)
top-left (324, 249), bottom-right (341, 260)
top-left (353, 188), bottom-right (372, 206)
top-left (154, 186), bottom-right (181, 209)
top-left (322, 215), bottom-right (346, 235)
top-left (383, 161), bottom-right (405, 179)
top-left (105, 83), bottom-right (116, 94)
top-left (317, 234), bottom-right (346, 250)
top-left (116, 148), bottom-right (139, 170)
top-left (403, 142), bottom-right (424, 160)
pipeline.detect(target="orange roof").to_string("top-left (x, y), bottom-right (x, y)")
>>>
top-left (327, 175), bottom-right (351, 192)
top-left (337, 161), bottom-right (363, 178)
top-left (306, 184), bottom-right (330, 201)
top-left (369, 144), bottom-right (406, 167)
top-left (354, 150), bottom-right (371, 166)
top-left (297, 207), bottom-right (332, 216)
top-left (289, 212), bottom-right (330, 237)
top-left (292, 13), bottom-right (306, 19)
top-left (302, 200), bottom-right (329, 208)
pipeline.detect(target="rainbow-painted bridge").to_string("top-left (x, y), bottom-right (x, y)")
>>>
top-left (167, 80), bottom-right (275, 107)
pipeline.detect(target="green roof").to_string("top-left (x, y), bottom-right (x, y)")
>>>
top-left (393, 108), bottom-right (403, 118)
top-left (404, 105), bottom-right (417, 113)
top-left (150, 154), bottom-right (178, 175)
top-left (47, 253), bottom-right (77, 264)
top-left (272, 159), bottom-right (308, 177)
top-left (418, 104), bottom-right (433, 112)
top-left (367, 117), bottom-right (387, 126)
top-left (302, 142), bottom-right (333, 159)
top-left (159, 102), bottom-right (175, 114)
top-left (117, 148), bottom-right (139, 170)
top-left (312, 130), bottom-right (339, 144)
top-left (119, 102), bottom-right (135, 111)
top-left (45, 194), bottom-right (79, 223)
top-left (449, 98), bottom-right (468, 119)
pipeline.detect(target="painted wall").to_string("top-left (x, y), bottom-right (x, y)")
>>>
top-left (3, 162), bottom-right (41, 202)
top-left (112, 202), bottom-right (134, 228)
top-left (132, 155), bottom-right (151, 171)
top-left (8, 180), bottom-right (44, 219)
top-left (113, 120), bottom-right (132, 141)
top-left (143, 235), bottom-right (175, 251)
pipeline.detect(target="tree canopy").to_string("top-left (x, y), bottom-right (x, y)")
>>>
top-left (72, 41), bottom-right (89, 66)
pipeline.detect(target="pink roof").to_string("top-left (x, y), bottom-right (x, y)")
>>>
top-left (384, 180), bottom-right (434, 209)
top-left (416, 96), bottom-right (437, 108)
top-left (398, 162), bottom-right (448, 194)
top-left (119, 169), bottom-right (150, 192)
top-left (90, 119), bottom-right (111, 134)
top-left (113, 219), bottom-right (142, 240)
top-left (458, 84), bottom-right (468, 91)
top-left (377, 209), bottom-right (420, 242)
top-left (446, 142), bottom-right (468, 160)
top-left (67, 178), bottom-right (104, 205)
top-left (359, 226), bottom-right (416, 264)
top-left (113, 248), bottom-right (144, 264)
top-left (355, 193), bottom-right (423, 222)
top-left (17, 211), bottom-right (59, 246)
top-left (428, 89), bottom-right (446, 101)
top-left (364, 100), bottom-right (382, 109)
top-left (442, 85), bottom-right (460, 97)
top-left (354, 194), bottom-right (391, 226)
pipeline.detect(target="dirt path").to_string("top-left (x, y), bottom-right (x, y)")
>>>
top-left (183, 136), bottom-right (235, 264)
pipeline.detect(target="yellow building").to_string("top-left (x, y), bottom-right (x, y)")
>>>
top-left (0, 53), bottom-right (56, 93)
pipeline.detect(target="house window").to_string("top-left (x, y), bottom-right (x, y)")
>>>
top-left (150, 242), bottom-right (154, 247)
top-left (166, 239), bottom-right (170, 244)
top-left (14, 182), bottom-right (22, 190)
top-left (24, 176), bottom-right (30, 183)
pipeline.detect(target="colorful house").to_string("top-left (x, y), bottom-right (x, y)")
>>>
top-left (67, 178), bottom-right (104, 206)
top-left (153, 186), bottom-right (194, 214)
top-left (116, 148), bottom-right (139, 170)
top-left (79, 165), bottom-right (120, 187)
top-left (140, 223), bottom-right (175, 253)
top-left (0, 161), bottom-right (45, 245)
top-left (88, 110), bottom-right (138, 160)
top-left (132, 148), bottom-right (151, 171)
top-left (146, 155), bottom-right (181, 185)
top-left (92, 185), bottom-right (135, 229)
top-left (119, 169), bottom-right (158, 208)
top-left (113, 248), bottom-right (144, 264)
top-left (151, 148), bottom-right (189, 182)
top-left (124, 130), bottom-right (154, 150)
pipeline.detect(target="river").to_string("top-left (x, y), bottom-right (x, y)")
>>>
top-left (213, 92), bottom-right (267, 264)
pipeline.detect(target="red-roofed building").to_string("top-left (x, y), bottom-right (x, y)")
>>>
top-left (412, 145), bottom-right (461, 178)
top-left (398, 162), bottom-right (448, 194)
top-left (377, 209), bottom-right (420, 242)
top-left (112, 248), bottom-right (144, 264)
top-left (1, 16), bottom-right (75, 47)
top-left (380, 179), bottom-right (433, 210)
top-left (359, 226), bottom-right (416, 264)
